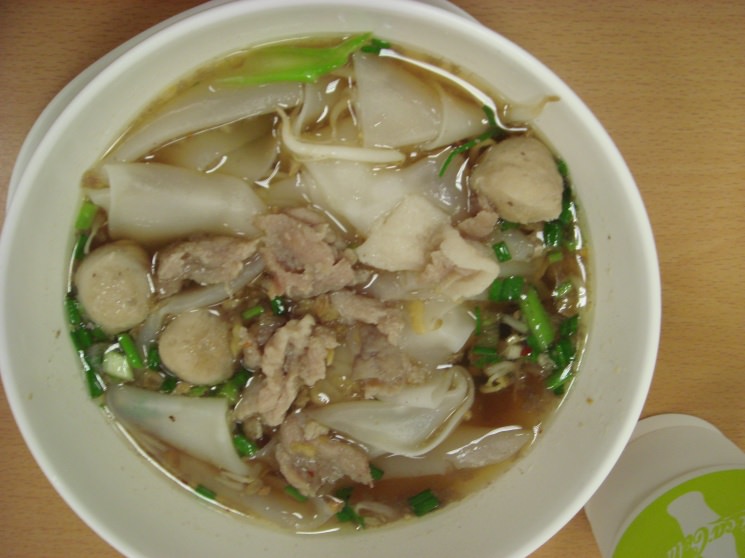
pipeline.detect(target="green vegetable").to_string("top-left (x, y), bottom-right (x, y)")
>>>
top-left (471, 345), bottom-right (502, 367)
top-left (553, 280), bottom-right (573, 298)
top-left (500, 219), bottom-right (519, 231)
top-left (492, 241), bottom-right (512, 262)
top-left (146, 344), bottom-right (161, 370)
top-left (218, 33), bottom-right (373, 86)
top-left (556, 158), bottom-right (569, 180)
top-left (408, 489), bottom-right (440, 517)
top-left (72, 233), bottom-right (88, 260)
top-left (241, 305), bottom-right (264, 321)
top-left (159, 375), bottom-right (178, 394)
top-left (233, 434), bottom-right (258, 458)
top-left (217, 368), bottom-right (252, 404)
top-left (102, 350), bottom-right (134, 381)
top-left (270, 296), bottom-right (288, 316)
top-left (360, 37), bottom-right (391, 54)
top-left (547, 251), bottom-right (564, 264)
top-left (439, 105), bottom-right (506, 177)
top-left (194, 484), bottom-right (216, 500)
top-left (370, 464), bottom-right (384, 481)
top-left (65, 295), bottom-right (84, 327)
top-left (559, 314), bottom-right (579, 338)
top-left (335, 486), bottom-right (365, 527)
top-left (548, 337), bottom-right (575, 370)
top-left (519, 287), bottom-right (556, 352)
top-left (74, 200), bottom-right (98, 230)
top-left (473, 306), bottom-right (483, 335)
top-left (284, 485), bottom-right (308, 503)
top-left (545, 365), bottom-right (574, 393)
top-left (77, 351), bottom-right (105, 399)
top-left (543, 220), bottom-right (562, 248)
top-left (488, 275), bottom-right (525, 302)
top-left (117, 333), bottom-right (144, 369)
top-left (70, 328), bottom-right (93, 352)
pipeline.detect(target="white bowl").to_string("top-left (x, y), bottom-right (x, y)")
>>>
top-left (0, 1), bottom-right (661, 557)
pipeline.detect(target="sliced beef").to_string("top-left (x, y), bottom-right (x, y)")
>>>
top-left (275, 412), bottom-right (372, 497)
top-left (329, 290), bottom-right (404, 345)
top-left (255, 210), bottom-right (362, 299)
top-left (350, 325), bottom-right (430, 398)
top-left (234, 314), bottom-right (338, 426)
top-left (156, 235), bottom-right (259, 296)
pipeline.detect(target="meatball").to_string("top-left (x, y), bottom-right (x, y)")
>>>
top-left (159, 309), bottom-right (235, 385)
top-left (74, 241), bottom-right (153, 334)
top-left (471, 136), bottom-right (563, 224)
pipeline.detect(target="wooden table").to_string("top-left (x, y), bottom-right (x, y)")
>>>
top-left (1, 1), bottom-right (743, 556)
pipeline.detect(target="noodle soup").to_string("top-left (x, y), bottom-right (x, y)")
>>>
top-left (65, 34), bottom-right (588, 532)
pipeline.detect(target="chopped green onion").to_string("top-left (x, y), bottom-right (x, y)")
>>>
top-left (360, 37), bottom-right (391, 54)
top-left (102, 350), bottom-right (134, 381)
top-left (116, 333), bottom-right (144, 369)
top-left (65, 296), bottom-right (84, 327)
top-left (70, 328), bottom-right (93, 351)
top-left (473, 306), bottom-right (483, 335)
top-left (78, 351), bottom-right (105, 399)
top-left (73, 233), bottom-right (89, 260)
top-left (187, 385), bottom-right (210, 397)
top-left (547, 251), bottom-right (564, 264)
top-left (146, 344), bottom-right (161, 370)
top-left (218, 33), bottom-right (373, 86)
top-left (74, 200), bottom-right (98, 230)
top-left (284, 485), bottom-right (308, 502)
top-left (500, 220), bottom-right (519, 231)
top-left (471, 345), bottom-right (502, 367)
top-left (556, 159), bottom-right (569, 179)
top-left (270, 296), bottom-right (288, 316)
top-left (439, 105), bottom-right (506, 176)
top-left (559, 314), bottom-right (580, 338)
top-left (336, 505), bottom-right (365, 526)
top-left (489, 275), bottom-right (525, 302)
top-left (233, 434), bottom-right (258, 458)
top-left (519, 287), bottom-right (556, 352)
top-left (559, 188), bottom-right (574, 225)
top-left (370, 464), bottom-right (384, 481)
top-left (545, 365), bottom-right (574, 393)
top-left (241, 305), bottom-right (264, 321)
top-left (159, 375), bottom-right (178, 394)
top-left (492, 241), bottom-right (512, 262)
top-left (335, 486), bottom-right (354, 501)
top-left (549, 337), bottom-right (575, 370)
top-left (334, 486), bottom-right (365, 526)
top-left (194, 484), bottom-right (216, 500)
top-left (408, 489), bottom-right (440, 517)
top-left (543, 221), bottom-right (563, 248)
top-left (217, 368), bottom-right (252, 404)
top-left (553, 280), bottom-right (573, 298)
top-left (90, 326), bottom-right (108, 343)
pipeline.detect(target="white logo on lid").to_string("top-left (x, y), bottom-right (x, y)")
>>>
top-left (666, 491), bottom-right (741, 558)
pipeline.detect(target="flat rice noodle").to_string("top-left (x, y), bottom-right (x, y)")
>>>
top-left (307, 366), bottom-right (474, 457)
top-left (421, 82), bottom-right (490, 150)
top-left (106, 385), bottom-right (250, 475)
top-left (353, 52), bottom-right (441, 148)
top-left (302, 152), bottom-right (464, 235)
top-left (397, 299), bottom-right (475, 366)
top-left (112, 81), bottom-right (303, 162)
top-left (154, 115), bottom-right (277, 181)
top-left (372, 426), bottom-right (532, 479)
top-left (100, 162), bottom-right (265, 245)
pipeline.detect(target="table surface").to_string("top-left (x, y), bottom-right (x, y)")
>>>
top-left (1, 1), bottom-right (743, 556)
